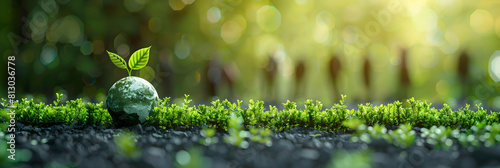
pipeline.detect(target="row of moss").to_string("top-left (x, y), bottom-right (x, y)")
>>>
top-left (145, 95), bottom-right (500, 132)
top-left (1, 94), bottom-right (500, 133)
top-left (1, 93), bottom-right (112, 127)
top-left (347, 120), bottom-right (500, 151)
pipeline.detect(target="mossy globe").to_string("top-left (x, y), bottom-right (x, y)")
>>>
top-left (106, 76), bottom-right (159, 126)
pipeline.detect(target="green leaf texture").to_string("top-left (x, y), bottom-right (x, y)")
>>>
top-left (107, 50), bottom-right (128, 70)
top-left (128, 46), bottom-right (151, 70)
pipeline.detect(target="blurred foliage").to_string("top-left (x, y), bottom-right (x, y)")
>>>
top-left (0, 131), bottom-right (32, 167)
top-left (327, 149), bottom-right (373, 168)
top-left (1, 0), bottom-right (500, 109)
top-left (174, 147), bottom-right (207, 168)
top-left (349, 120), bottom-right (500, 152)
top-left (223, 114), bottom-right (273, 148)
top-left (114, 131), bottom-right (141, 158)
top-left (200, 127), bottom-right (219, 146)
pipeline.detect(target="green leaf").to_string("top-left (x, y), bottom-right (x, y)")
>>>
top-left (107, 50), bottom-right (128, 70)
top-left (128, 46), bottom-right (151, 70)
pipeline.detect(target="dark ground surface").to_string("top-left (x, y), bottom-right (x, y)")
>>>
top-left (8, 123), bottom-right (500, 168)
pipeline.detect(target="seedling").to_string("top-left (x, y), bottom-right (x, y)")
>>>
top-left (107, 46), bottom-right (151, 77)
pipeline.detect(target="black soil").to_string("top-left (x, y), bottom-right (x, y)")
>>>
top-left (10, 123), bottom-right (500, 168)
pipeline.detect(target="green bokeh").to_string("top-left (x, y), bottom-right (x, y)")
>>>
top-left (1, 0), bottom-right (499, 109)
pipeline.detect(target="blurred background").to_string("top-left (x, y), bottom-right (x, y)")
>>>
top-left (1, 0), bottom-right (500, 110)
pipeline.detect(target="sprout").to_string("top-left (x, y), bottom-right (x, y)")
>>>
top-left (107, 46), bottom-right (151, 77)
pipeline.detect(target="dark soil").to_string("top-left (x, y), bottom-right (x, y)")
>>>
top-left (9, 123), bottom-right (500, 168)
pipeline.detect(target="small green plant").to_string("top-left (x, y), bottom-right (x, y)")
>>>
top-left (223, 114), bottom-right (273, 148)
top-left (1, 93), bottom-right (111, 126)
top-left (53, 93), bottom-right (62, 106)
top-left (348, 121), bottom-right (500, 150)
top-left (4, 94), bottom-right (500, 151)
top-left (3, 94), bottom-right (500, 146)
top-left (342, 118), bottom-right (365, 130)
top-left (224, 114), bottom-right (250, 148)
top-left (249, 127), bottom-right (273, 146)
top-left (350, 123), bottom-right (415, 148)
top-left (421, 126), bottom-right (454, 150)
top-left (107, 46), bottom-right (151, 77)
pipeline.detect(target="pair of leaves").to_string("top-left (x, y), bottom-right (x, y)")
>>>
top-left (107, 46), bottom-right (151, 71)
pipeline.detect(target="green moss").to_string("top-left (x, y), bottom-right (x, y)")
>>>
top-left (114, 131), bottom-right (140, 158)
top-left (2, 94), bottom-right (111, 127)
top-left (349, 121), bottom-right (500, 151)
top-left (3, 94), bottom-right (500, 149)
top-left (2, 94), bottom-right (500, 133)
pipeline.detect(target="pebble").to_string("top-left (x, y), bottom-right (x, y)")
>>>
top-left (145, 126), bottom-right (157, 133)
top-left (12, 125), bottom-right (500, 168)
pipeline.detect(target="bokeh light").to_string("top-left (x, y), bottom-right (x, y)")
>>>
top-left (412, 7), bottom-right (437, 31)
top-left (489, 51), bottom-right (500, 82)
top-left (80, 41), bottom-right (94, 55)
top-left (169, 0), bottom-right (186, 11)
top-left (117, 44), bottom-right (130, 57)
top-left (256, 5), bottom-right (281, 32)
top-left (139, 66), bottom-right (156, 82)
top-left (148, 17), bottom-right (162, 33)
top-left (174, 35), bottom-right (191, 59)
top-left (40, 43), bottom-right (57, 65)
top-left (182, 0), bottom-right (195, 5)
top-left (4, 0), bottom-right (500, 110)
top-left (436, 80), bottom-right (449, 98)
top-left (175, 150), bottom-right (191, 166)
top-left (221, 17), bottom-right (245, 44)
top-left (470, 9), bottom-right (493, 33)
top-left (316, 11), bottom-right (334, 29)
top-left (343, 25), bottom-right (359, 44)
top-left (207, 7), bottom-right (222, 23)
top-left (49, 15), bottom-right (83, 44)
top-left (314, 25), bottom-right (330, 44)
top-left (31, 11), bottom-right (48, 43)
